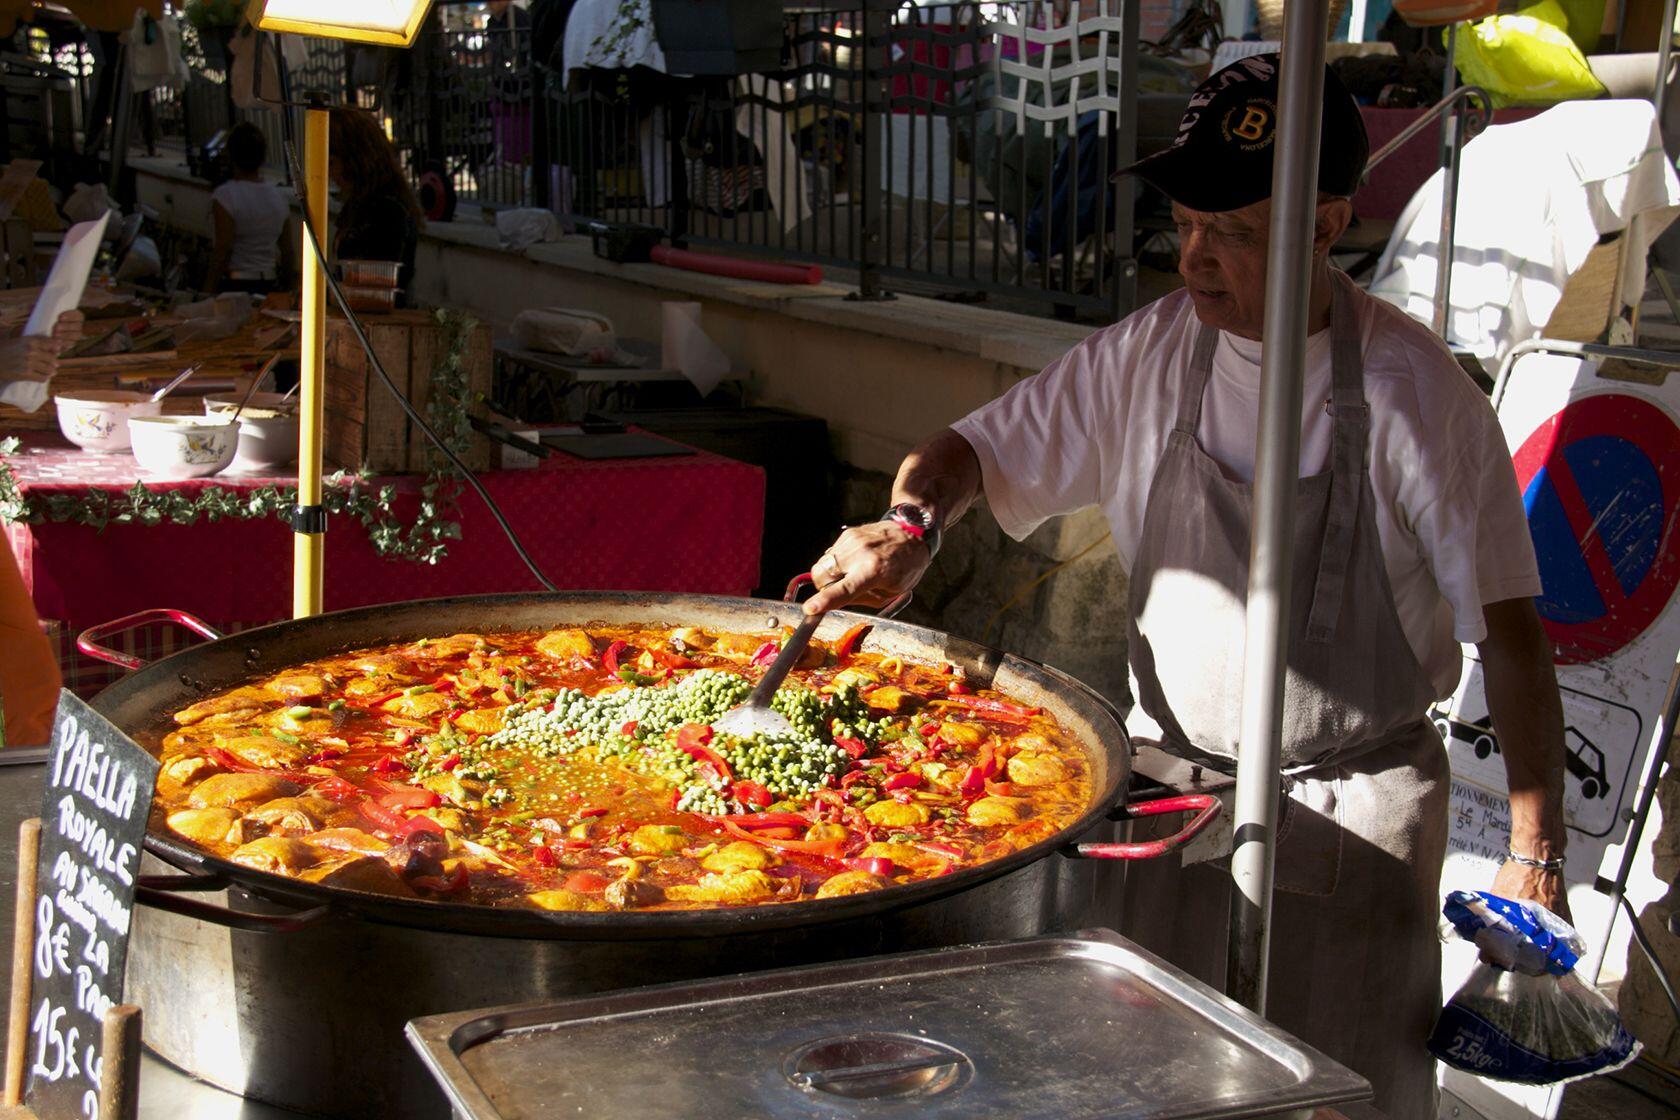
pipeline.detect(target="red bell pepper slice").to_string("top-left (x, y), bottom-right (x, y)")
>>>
top-left (959, 765), bottom-right (987, 797)
top-left (360, 798), bottom-right (408, 833)
top-left (882, 772), bottom-right (923, 792)
top-left (311, 775), bottom-right (363, 801)
top-left (380, 786), bottom-right (441, 810)
top-left (438, 753), bottom-right (462, 772)
top-left (833, 736), bottom-right (868, 760)
top-left (947, 680), bottom-right (973, 696)
top-left (398, 815), bottom-right (444, 837)
top-left (531, 845), bottom-right (557, 868)
top-left (946, 695), bottom-right (1040, 722)
top-left (371, 754), bottom-right (408, 774)
top-left (575, 807), bottom-right (608, 820)
top-left (675, 724), bottom-right (734, 784)
top-left (621, 720), bottom-right (639, 737)
top-left (306, 746), bottom-right (346, 764)
top-left (651, 648), bottom-right (696, 670)
top-left (722, 819), bottom-right (841, 857)
top-left (840, 770), bottom-right (873, 791)
top-left (413, 865), bottom-right (470, 894)
top-left (749, 642), bottom-right (779, 667)
top-left (562, 871), bottom-right (610, 893)
top-left (721, 811), bottom-right (809, 831)
top-left (834, 622), bottom-right (872, 660)
top-left (733, 780), bottom-right (773, 809)
top-left (602, 640), bottom-right (629, 674)
top-left (844, 856), bottom-right (896, 877)
top-left (984, 780), bottom-right (1019, 798)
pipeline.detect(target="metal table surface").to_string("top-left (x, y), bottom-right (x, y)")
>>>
top-left (0, 754), bottom-right (308, 1120)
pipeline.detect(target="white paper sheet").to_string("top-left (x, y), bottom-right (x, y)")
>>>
top-left (26, 213), bottom-right (109, 338)
top-left (660, 301), bottom-right (730, 397)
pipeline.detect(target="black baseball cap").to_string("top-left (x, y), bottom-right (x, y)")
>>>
top-left (1115, 53), bottom-right (1368, 213)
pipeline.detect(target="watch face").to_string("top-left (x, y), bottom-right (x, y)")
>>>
top-left (892, 503), bottom-right (933, 530)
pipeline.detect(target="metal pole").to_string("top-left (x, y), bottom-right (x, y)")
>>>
top-left (1432, 23), bottom-right (1461, 338)
top-left (1656, 0), bottom-right (1676, 131)
top-left (1226, 2), bottom-right (1330, 1015)
top-left (293, 103), bottom-right (330, 619)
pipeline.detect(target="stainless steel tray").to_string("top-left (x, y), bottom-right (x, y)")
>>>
top-left (406, 929), bottom-right (1370, 1120)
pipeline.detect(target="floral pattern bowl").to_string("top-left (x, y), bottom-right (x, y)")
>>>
top-left (53, 390), bottom-right (164, 452)
top-left (128, 415), bottom-right (238, 479)
top-left (203, 393), bottom-right (299, 471)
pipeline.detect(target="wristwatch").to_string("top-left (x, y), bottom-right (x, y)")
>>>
top-left (882, 502), bottom-right (941, 557)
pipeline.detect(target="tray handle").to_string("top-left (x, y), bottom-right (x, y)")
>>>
top-left (77, 609), bottom-right (224, 670)
top-left (1063, 793), bottom-right (1222, 862)
top-left (136, 872), bottom-right (331, 933)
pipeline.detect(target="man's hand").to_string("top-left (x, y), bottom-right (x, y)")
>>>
top-left (1490, 859), bottom-right (1570, 921)
top-left (804, 521), bottom-right (932, 615)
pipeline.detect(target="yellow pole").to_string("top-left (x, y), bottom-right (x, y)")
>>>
top-left (293, 104), bottom-right (330, 619)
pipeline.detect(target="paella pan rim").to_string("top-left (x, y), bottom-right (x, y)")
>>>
top-left (99, 590), bottom-right (1131, 942)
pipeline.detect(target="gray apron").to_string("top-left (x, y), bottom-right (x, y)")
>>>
top-left (1119, 272), bottom-right (1451, 1120)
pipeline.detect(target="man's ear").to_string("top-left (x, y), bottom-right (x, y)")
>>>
top-left (1313, 197), bottom-right (1354, 258)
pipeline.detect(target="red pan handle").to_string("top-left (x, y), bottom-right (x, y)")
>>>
top-left (77, 609), bottom-right (224, 671)
top-left (1063, 793), bottom-right (1222, 861)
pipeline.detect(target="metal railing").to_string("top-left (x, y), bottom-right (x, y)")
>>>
top-left (268, 0), bottom-right (1143, 319)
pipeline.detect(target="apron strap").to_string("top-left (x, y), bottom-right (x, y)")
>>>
top-left (1176, 323), bottom-right (1220, 435)
top-left (1305, 272), bottom-right (1371, 644)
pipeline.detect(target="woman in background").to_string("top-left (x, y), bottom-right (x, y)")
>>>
top-left (329, 109), bottom-right (425, 296)
top-left (206, 122), bottom-right (291, 296)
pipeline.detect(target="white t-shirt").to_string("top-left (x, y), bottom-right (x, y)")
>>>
top-left (951, 286), bottom-right (1543, 699)
top-left (210, 179), bottom-right (289, 276)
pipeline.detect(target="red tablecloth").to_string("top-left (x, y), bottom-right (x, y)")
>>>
top-left (5, 433), bottom-right (766, 637)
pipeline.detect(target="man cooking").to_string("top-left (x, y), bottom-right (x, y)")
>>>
top-left (803, 55), bottom-right (1568, 1118)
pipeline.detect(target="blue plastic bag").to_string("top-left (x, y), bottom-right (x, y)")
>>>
top-left (1429, 891), bottom-right (1639, 1084)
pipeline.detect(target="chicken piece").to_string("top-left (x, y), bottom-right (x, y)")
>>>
top-left (382, 691), bottom-right (452, 719)
top-left (343, 675), bottom-right (406, 698)
top-left (173, 687), bottom-right (277, 726)
top-left (864, 799), bottom-right (931, 827)
top-left (188, 773), bottom-right (301, 809)
top-left (454, 706), bottom-right (508, 736)
top-left (864, 686), bottom-right (921, 714)
top-left (413, 807), bottom-right (469, 833)
top-left (628, 824), bottom-right (690, 856)
top-left (937, 720), bottom-right (986, 747)
top-left (536, 629), bottom-right (597, 662)
top-left (271, 706), bottom-right (336, 735)
top-left (669, 627), bottom-right (715, 650)
top-left (816, 870), bottom-right (890, 899)
top-left (348, 652), bottom-right (417, 677)
top-left (712, 633), bottom-right (772, 658)
top-left (161, 754), bottom-right (220, 788)
top-left (858, 841), bottom-right (946, 873)
top-left (265, 673), bottom-right (329, 700)
top-left (420, 772), bottom-right (479, 807)
top-left (166, 808), bottom-right (245, 847)
top-left (218, 734), bottom-right (311, 770)
top-left (966, 796), bottom-right (1032, 827)
top-left (298, 855), bottom-right (415, 897)
top-left (527, 888), bottom-right (610, 912)
top-left (407, 633), bottom-right (483, 658)
top-left (701, 841), bottom-right (777, 874)
top-left (804, 822), bottom-right (848, 843)
top-left (832, 667), bottom-right (880, 691)
top-left (307, 828), bottom-right (391, 856)
top-left (1006, 751), bottom-right (1067, 788)
top-left (604, 878), bottom-right (664, 910)
top-left (246, 796), bottom-right (336, 832)
top-left (229, 836), bottom-right (321, 876)
top-left (383, 830), bottom-right (449, 880)
top-left (666, 869), bottom-right (776, 904)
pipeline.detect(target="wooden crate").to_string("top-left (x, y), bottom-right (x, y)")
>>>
top-left (323, 309), bottom-right (492, 473)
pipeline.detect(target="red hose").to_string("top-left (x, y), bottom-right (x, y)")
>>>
top-left (649, 245), bottom-right (822, 285)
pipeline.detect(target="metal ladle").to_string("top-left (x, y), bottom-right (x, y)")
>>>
top-left (712, 573), bottom-right (909, 740)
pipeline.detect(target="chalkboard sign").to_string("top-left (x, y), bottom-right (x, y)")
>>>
top-left (23, 690), bottom-right (159, 1120)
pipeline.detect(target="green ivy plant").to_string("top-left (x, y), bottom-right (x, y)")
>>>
top-left (0, 309), bottom-right (482, 567)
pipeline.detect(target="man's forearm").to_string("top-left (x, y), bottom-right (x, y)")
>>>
top-left (1479, 598), bottom-right (1567, 858)
top-left (890, 428), bottom-right (983, 530)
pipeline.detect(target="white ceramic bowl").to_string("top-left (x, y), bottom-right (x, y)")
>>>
top-left (204, 394), bottom-right (300, 471)
top-left (128, 415), bottom-right (238, 479)
top-left (54, 390), bottom-right (163, 452)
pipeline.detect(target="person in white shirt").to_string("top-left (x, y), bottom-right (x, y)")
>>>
top-left (802, 55), bottom-right (1568, 1119)
top-left (206, 122), bottom-right (292, 296)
